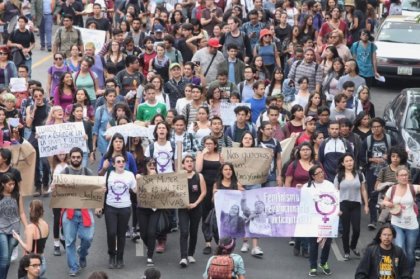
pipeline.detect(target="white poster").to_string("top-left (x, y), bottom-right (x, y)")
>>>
top-left (36, 122), bottom-right (87, 157)
top-left (220, 102), bottom-right (251, 126)
top-left (76, 27), bottom-right (106, 54)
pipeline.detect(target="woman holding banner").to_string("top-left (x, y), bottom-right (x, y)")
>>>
top-left (196, 136), bottom-right (221, 255)
top-left (104, 154), bottom-right (137, 269)
top-left (238, 131), bottom-right (264, 257)
top-left (69, 104), bottom-right (94, 167)
top-left (301, 164), bottom-right (335, 277)
top-left (178, 155), bottom-right (207, 267)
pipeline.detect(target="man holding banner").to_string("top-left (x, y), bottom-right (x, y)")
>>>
top-left (57, 147), bottom-right (96, 277)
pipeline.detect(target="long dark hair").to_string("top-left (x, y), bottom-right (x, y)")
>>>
top-left (267, 67), bottom-right (284, 96)
top-left (336, 153), bottom-right (357, 183)
top-left (216, 163), bottom-right (239, 190)
top-left (111, 102), bottom-right (133, 122)
top-left (0, 172), bottom-right (20, 202)
top-left (216, 237), bottom-right (236, 255)
top-left (370, 223), bottom-right (396, 246)
top-left (295, 142), bottom-right (315, 162)
top-left (130, 137), bottom-right (145, 167)
top-left (304, 92), bottom-right (322, 116)
top-left (329, 57), bottom-right (345, 76)
top-left (58, 72), bottom-right (75, 97)
top-left (239, 131), bottom-right (256, 148)
top-left (104, 133), bottom-right (127, 160)
top-left (18, 254), bottom-right (43, 279)
top-left (68, 103), bottom-right (83, 122)
top-left (257, 121), bottom-right (271, 144)
top-left (73, 88), bottom-right (91, 106)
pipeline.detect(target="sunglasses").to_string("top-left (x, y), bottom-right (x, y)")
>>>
top-left (54, 57), bottom-right (63, 61)
top-left (0, 52), bottom-right (8, 56)
top-left (115, 159), bottom-right (126, 164)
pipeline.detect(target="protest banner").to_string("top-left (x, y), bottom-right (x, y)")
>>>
top-left (36, 122), bottom-right (87, 157)
top-left (137, 172), bottom-right (189, 209)
top-left (214, 187), bottom-right (339, 238)
top-left (76, 27), bottom-right (106, 54)
top-left (50, 174), bottom-right (105, 208)
top-left (280, 135), bottom-right (298, 167)
top-left (221, 147), bottom-right (272, 185)
top-left (9, 141), bottom-right (36, 196)
top-left (104, 122), bottom-right (149, 139)
top-left (220, 102), bottom-right (251, 126)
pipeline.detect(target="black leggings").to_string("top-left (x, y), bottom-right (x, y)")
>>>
top-left (179, 206), bottom-right (202, 258)
top-left (104, 205), bottom-right (131, 260)
top-left (52, 208), bottom-right (61, 239)
top-left (340, 201), bottom-right (361, 254)
top-left (130, 191), bottom-right (138, 229)
top-left (137, 208), bottom-right (160, 258)
top-left (201, 193), bottom-right (215, 243)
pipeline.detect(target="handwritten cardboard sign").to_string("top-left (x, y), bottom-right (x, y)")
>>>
top-left (137, 172), bottom-right (189, 209)
top-left (50, 174), bottom-right (105, 208)
top-left (221, 147), bottom-right (273, 185)
top-left (36, 122), bottom-right (87, 157)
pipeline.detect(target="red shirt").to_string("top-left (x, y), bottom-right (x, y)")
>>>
top-left (140, 51), bottom-right (156, 76)
top-left (318, 20), bottom-right (347, 42)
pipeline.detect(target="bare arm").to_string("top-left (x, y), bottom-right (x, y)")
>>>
top-left (285, 176), bottom-right (293, 187)
top-left (19, 195), bottom-right (28, 228)
top-left (195, 151), bottom-right (205, 173)
top-left (192, 173), bottom-right (207, 208)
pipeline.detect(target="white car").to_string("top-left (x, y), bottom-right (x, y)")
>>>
top-left (402, 0), bottom-right (420, 17)
top-left (375, 16), bottom-right (420, 79)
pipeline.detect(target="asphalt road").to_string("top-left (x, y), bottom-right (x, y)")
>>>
top-left (6, 37), bottom-right (420, 279)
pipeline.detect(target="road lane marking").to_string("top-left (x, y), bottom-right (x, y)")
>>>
top-left (32, 54), bottom-right (53, 69)
top-left (331, 239), bottom-right (345, 262)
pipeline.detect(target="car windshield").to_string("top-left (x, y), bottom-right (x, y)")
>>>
top-left (405, 103), bottom-right (420, 130)
top-left (378, 21), bottom-right (420, 44)
top-left (402, 0), bottom-right (420, 11)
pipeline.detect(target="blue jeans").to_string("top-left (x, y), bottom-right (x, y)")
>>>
top-left (0, 233), bottom-right (18, 279)
top-left (23, 57), bottom-right (32, 77)
top-left (308, 237), bottom-right (332, 269)
top-left (245, 184), bottom-right (261, 190)
top-left (62, 210), bottom-right (95, 273)
top-left (39, 14), bottom-right (53, 49)
top-left (393, 225), bottom-right (419, 275)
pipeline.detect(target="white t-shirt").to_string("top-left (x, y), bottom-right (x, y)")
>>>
top-left (385, 186), bottom-right (419, 230)
top-left (145, 141), bottom-right (175, 173)
top-left (176, 98), bottom-right (192, 115)
top-left (106, 170), bottom-right (137, 208)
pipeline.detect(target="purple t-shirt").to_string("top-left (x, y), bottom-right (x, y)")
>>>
top-left (286, 160), bottom-right (310, 187)
top-left (48, 65), bottom-right (70, 96)
top-left (53, 87), bottom-right (74, 111)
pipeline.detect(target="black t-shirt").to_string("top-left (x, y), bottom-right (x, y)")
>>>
top-left (275, 24), bottom-right (292, 42)
top-left (60, 2), bottom-right (84, 27)
top-left (0, 167), bottom-right (22, 183)
top-left (9, 29), bottom-right (35, 49)
top-left (86, 17), bottom-right (111, 32)
top-left (378, 247), bottom-right (395, 279)
top-left (177, 39), bottom-right (193, 63)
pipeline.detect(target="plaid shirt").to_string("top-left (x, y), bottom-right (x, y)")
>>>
top-left (170, 132), bottom-right (200, 158)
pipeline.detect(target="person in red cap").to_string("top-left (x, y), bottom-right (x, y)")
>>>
top-left (191, 37), bottom-right (225, 84)
top-left (253, 29), bottom-right (281, 79)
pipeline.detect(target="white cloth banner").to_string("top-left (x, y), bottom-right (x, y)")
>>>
top-left (76, 27), bottom-right (106, 54)
top-left (36, 122), bottom-right (87, 157)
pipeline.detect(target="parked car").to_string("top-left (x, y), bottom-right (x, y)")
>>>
top-left (402, 0), bottom-right (420, 17)
top-left (383, 88), bottom-right (420, 169)
top-left (375, 16), bottom-right (420, 79)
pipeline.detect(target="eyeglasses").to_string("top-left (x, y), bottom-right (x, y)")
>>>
top-left (71, 156), bottom-right (82, 159)
top-left (314, 170), bottom-right (324, 175)
top-left (29, 264), bottom-right (42, 268)
top-left (115, 159), bottom-right (126, 164)
top-left (264, 34), bottom-right (272, 37)
top-left (0, 52), bottom-right (8, 56)
top-left (54, 57), bottom-right (63, 61)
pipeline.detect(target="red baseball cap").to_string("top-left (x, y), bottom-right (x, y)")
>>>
top-left (208, 38), bottom-right (222, 48)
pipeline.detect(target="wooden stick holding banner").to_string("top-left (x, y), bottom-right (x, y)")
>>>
top-left (50, 175), bottom-right (106, 209)
top-left (176, 141), bottom-right (182, 172)
top-left (137, 172), bottom-right (189, 209)
top-left (221, 147), bottom-right (273, 185)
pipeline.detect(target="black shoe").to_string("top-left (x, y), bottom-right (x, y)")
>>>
top-left (53, 246), bottom-right (61, 256)
top-left (116, 259), bottom-right (124, 269)
top-left (367, 223), bottom-right (376, 230)
top-left (79, 258), bottom-right (87, 268)
top-left (48, 48), bottom-right (52, 52)
top-left (203, 246), bottom-right (212, 255)
top-left (351, 249), bottom-right (360, 257)
top-left (108, 256), bottom-right (116, 269)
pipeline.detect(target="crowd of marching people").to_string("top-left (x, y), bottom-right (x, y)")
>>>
top-left (0, 0), bottom-right (419, 278)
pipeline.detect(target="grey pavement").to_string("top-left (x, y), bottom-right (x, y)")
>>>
top-left (6, 37), bottom-right (420, 279)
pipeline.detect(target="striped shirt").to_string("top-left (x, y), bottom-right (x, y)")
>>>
top-left (287, 60), bottom-right (323, 92)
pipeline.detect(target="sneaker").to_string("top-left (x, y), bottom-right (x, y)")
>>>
top-left (147, 258), bottom-right (154, 267)
top-left (351, 248), bottom-right (360, 257)
top-left (79, 258), bottom-right (86, 269)
top-left (132, 231), bottom-right (141, 241)
top-left (54, 246), bottom-right (61, 256)
top-left (40, 47), bottom-right (45, 51)
top-left (319, 263), bottom-right (332, 275)
top-left (156, 240), bottom-right (166, 253)
top-left (241, 242), bottom-right (249, 253)
top-left (367, 223), bottom-right (376, 230)
top-left (344, 254), bottom-right (350, 261)
top-left (416, 255), bottom-right (420, 261)
top-left (126, 227), bottom-right (132, 238)
top-left (69, 269), bottom-right (79, 277)
top-left (203, 246), bottom-right (212, 255)
top-left (289, 240), bottom-right (295, 246)
top-left (308, 269), bottom-right (318, 276)
top-left (170, 226), bottom-right (179, 232)
top-left (251, 246), bottom-right (264, 257)
top-left (33, 190), bottom-right (41, 197)
top-left (187, 256), bottom-right (196, 263)
top-left (11, 247), bottom-right (18, 262)
top-left (179, 258), bottom-right (188, 267)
